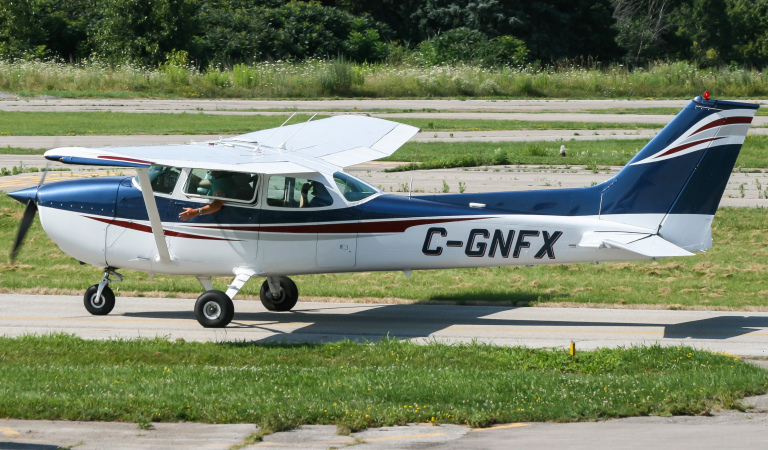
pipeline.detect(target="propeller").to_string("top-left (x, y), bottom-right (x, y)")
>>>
top-left (9, 163), bottom-right (48, 262)
top-left (10, 198), bottom-right (37, 261)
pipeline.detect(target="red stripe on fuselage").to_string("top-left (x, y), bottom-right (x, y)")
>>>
top-left (86, 216), bottom-right (236, 241)
top-left (190, 217), bottom-right (487, 234)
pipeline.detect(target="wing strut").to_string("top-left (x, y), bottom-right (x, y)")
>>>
top-left (135, 167), bottom-right (172, 264)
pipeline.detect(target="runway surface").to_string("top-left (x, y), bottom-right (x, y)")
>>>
top-left (2, 294), bottom-right (768, 356)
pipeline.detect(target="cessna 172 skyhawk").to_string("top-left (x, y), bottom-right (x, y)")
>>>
top-left (8, 95), bottom-right (758, 328)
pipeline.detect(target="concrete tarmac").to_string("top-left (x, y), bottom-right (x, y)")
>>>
top-left (2, 294), bottom-right (768, 356)
top-left (1, 295), bottom-right (768, 449)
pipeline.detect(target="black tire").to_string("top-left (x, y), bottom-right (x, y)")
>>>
top-left (84, 284), bottom-right (116, 316)
top-left (194, 290), bottom-right (234, 328)
top-left (260, 276), bottom-right (298, 311)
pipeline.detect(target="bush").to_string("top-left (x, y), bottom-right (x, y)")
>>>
top-left (345, 28), bottom-right (388, 63)
top-left (417, 28), bottom-right (529, 67)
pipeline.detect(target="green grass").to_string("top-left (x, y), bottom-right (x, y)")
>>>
top-left (0, 334), bottom-right (765, 429)
top-left (401, 119), bottom-right (662, 132)
top-left (585, 108), bottom-right (768, 116)
top-left (1, 193), bottom-right (767, 309)
top-left (0, 111), bottom-right (664, 136)
top-left (0, 111), bottom-right (321, 136)
top-left (385, 135), bottom-right (768, 170)
top-left (0, 164), bottom-right (70, 177)
top-left (2, 59), bottom-right (768, 99)
top-left (0, 146), bottom-right (48, 155)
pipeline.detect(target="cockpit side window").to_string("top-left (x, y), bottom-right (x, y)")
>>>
top-left (266, 175), bottom-right (334, 208)
top-left (184, 169), bottom-right (259, 203)
top-left (333, 172), bottom-right (379, 202)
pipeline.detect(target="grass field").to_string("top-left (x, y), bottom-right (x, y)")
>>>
top-left (586, 108), bottom-right (768, 116)
top-left (2, 59), bottom-right (768, 99)
top-left (1, 193), bottom-right (766, 309)
top-left (0, 111), bottom-right (664, 136)
top-left (0, 334), bottom-right (765, 430)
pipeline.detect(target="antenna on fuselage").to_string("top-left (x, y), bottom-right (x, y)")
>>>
top-left (408, 177), bottom-right (413, 200)
top-left (278, 114), bottom-right (317, 151)
top-left (253, 113), bottom-right (296, 153)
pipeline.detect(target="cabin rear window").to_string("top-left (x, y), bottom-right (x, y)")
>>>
top-left (184, 169), bottom-right (259, 203)
top-left (266, 175), bottom-right (333, 208)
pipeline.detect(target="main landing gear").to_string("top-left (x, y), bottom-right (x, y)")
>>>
top-left (83, 269), bottom-right (299, 328)
top-left (193, 275), bottom-right (299, 327)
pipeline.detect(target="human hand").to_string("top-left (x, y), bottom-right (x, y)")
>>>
top-left (179, 207), bottom-right (198, 221)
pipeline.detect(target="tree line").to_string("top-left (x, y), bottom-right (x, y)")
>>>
top-left (1, 0), bottom-right (766, 69)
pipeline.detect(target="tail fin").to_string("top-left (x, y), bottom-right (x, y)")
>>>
top-left (598, 96), bottom-right (758, 251)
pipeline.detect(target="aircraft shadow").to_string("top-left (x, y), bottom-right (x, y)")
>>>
top-left (123, 304), bottom-right (768, 344)
top-left (0, 442), bottom-right (61, 450)
top-left (662, 315), bottom-right (768, 339)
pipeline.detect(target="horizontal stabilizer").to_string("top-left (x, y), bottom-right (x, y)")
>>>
top-left (579, 232), bottom-right (694, 258)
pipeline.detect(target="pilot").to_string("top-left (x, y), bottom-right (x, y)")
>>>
top-left (180, 171), bottom-right (232, 221)
top-left (300, 181), bottom-right (332, 208)
top-left (207, 171), bottom-right (237, 198)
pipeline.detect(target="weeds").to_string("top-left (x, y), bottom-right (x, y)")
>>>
top-left (1, 59), bottom-right (768, 99)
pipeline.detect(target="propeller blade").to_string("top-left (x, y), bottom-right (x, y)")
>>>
top-left (10, 198), bottom-right (37, 262)
top-left (38, 162), bottom-right (49, 187)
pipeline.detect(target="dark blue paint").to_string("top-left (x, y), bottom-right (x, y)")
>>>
top-left (45, 155), bottom-right (150, 167)
top-left (35, 176), bottom-right (122, 217)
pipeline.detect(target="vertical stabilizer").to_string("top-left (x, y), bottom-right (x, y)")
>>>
top-left (597, 97), bottom-right (758, 250)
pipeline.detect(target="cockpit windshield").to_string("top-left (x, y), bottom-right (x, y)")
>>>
top-left (136, 165), bottom-right (181, 195)
top-left (333, 172), bottom-right (379, 202)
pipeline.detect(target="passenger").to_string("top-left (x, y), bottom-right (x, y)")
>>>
top-left (300, 181), bottom-right (332, 208)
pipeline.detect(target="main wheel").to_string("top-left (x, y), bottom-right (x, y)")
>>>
top-left (194, 290), bottom-right (234, 328)
top-left (84, 284), bottom-right (116, 315)
top-left (260, 276), bottom-right (298, 311)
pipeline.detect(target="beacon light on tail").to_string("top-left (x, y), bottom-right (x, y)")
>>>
top-left (8, 96), bottom-right (758, 327)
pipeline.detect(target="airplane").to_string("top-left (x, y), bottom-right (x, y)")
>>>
top-left (7, 94), bottom-right (758, 328)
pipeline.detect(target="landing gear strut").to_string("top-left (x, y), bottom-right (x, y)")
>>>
top-left (84, 268), bottom-right (122, 315)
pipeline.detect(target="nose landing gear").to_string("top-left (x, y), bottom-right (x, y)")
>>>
top-left (84, 268), bottom-right (122, 315)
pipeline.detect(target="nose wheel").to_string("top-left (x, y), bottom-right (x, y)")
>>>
top-left (84, 284), bottom-right (115, 315)
top-left (84, 268), bottom-right (121, 315)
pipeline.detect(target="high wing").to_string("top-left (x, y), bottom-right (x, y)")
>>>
top-left (44, 115), bottom-right (419, 173)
